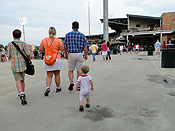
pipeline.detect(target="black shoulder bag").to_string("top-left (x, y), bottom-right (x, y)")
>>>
top-left (11, 41), bottom-right (35, 75)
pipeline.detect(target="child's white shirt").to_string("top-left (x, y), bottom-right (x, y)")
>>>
top-left (77, 75), bottom-right (93, 93)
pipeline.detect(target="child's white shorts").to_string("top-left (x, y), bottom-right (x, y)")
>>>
top-left (80, 92), bottom-right (90, 99)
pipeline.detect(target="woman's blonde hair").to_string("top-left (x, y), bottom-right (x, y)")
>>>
top-left (48, 27), bottom-right (56, 38)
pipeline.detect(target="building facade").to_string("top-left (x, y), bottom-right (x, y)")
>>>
top-left (161, 12), bottom-right (175, 44)
top-left (107, 12), bottom-right (175, 47)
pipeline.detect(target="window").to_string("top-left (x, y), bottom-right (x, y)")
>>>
top-left (136, 24), bottom-right (140, 27)
top-left (172, 20), bottom-right (175, 25)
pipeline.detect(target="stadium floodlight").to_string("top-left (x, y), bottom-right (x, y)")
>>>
top-left (19, 17), bottom-right (27, 41)
top-left (85, 1), bottom-right (93, 37)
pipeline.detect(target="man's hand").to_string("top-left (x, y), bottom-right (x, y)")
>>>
top-left (91, 87), bottom-right (94, 91)
top-left (64, 46), bottom-right (68, 60)
top-left (83, 47), bottom-right (88, 61)
top-left (84, 55), bottom-right (88, 61)
top-left (64, 53), bottom-right (68, 60)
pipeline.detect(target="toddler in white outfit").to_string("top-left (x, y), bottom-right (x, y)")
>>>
top-left (76, 65), bottom-right (94, 111)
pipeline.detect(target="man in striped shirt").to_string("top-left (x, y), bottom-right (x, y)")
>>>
top-left (8, 29), bottom-right (31, 105)
top-left (64, 21), bottom-right (88, 91)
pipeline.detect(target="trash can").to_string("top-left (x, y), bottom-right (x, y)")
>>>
top-left (148, 46), bottom-right (153, 56)
top-left (161, 48), bottom-right (175, 68)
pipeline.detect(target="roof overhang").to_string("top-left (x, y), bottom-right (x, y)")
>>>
top-left (121, 30), bottom-right (175, 36)
top-left (126, 14), bottom-right (161, 20)
top-left (111, 41), bottom-right (125, 44)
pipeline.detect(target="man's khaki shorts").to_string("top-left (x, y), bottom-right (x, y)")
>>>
top-left (13, 72), bottom-right (25, 81)
top-left (68, 53), bottom-right (83, 72)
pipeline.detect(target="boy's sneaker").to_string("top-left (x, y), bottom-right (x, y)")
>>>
top-left (56, 87), bottom-right (61, 93)
top-left (86, 104), bottom-right (90, 108)
top-left (19, 94), bottom-right (27, 105)
top-left (68, 83), bottom-right (74, 91)
top-left (18, 94), bottom-right (26, 97)
top-left (79, 105), bottom-right (84, 112)
top-left (44, 88), bottom-right (50, 96)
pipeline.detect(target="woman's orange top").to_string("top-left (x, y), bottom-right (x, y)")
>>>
top-left (40, 37), bottom-right (63, 59)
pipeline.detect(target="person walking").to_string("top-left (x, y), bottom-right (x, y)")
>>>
top-left (8, 29), bottom-right (31, 105)
top-left (135, 43), bottom-right (140, 54)
top-left (120, 44), bottom-right (124, 55)
top-left (89, 42), bottom-right (98, 61)
top-left (154, 39), bottom-right (161, 57)
top-left (39, 27), bottom-right (64, 96)
top-left (33, 49), bottom-right (38, 59)
top-left (162, 41), bottom-right (166, 49)
top-left (101, 40), bottom-right (108, 60)
top-left (106, 41), bottom-right (111, 60)
top-left (64, 21), bottom-right (88, 91)
top-left (76, 65), bottom-right (94, 111)
top-left (129, 42), bottom-right (134, 54)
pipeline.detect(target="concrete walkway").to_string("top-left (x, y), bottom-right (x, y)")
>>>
top-left (0, 51), bottom-right (175, 131)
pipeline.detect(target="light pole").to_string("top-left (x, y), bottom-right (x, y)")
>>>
top-left (19, 17), bottom-right (27, 41)
top-left (86, 1), bottom-right (92, 37)
top-left (103, 0), bottom-right (109, 41)
top-left (87, 2), bottom-right (91, 37)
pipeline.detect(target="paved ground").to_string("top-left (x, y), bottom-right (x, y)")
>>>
top-left (0, 51), bottom-right (175, 131)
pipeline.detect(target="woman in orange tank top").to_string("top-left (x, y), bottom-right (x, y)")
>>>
top-left (39, 27), bottom-right (64, 96)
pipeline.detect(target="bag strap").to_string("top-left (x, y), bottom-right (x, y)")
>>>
top-left (11, 41), bottom-right (26, 58)
top-left (45, 38), bottom-right (59, 59)
top-left (55, 50), bottom-right (59, 59)
top-left (45, 38), bottom-right (55, 46)
top-left (11, 41), bottom-right (31, 64)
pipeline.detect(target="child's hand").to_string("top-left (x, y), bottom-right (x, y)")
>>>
top-left (91, 87), bottom-right (94, 91)
top-left (76, 87), bottom-right (80, 91)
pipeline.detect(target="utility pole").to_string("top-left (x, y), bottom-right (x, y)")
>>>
top-left (103, 0), bottom-right (109, 42)
top-left (87, 1), bottom-right (91, 37)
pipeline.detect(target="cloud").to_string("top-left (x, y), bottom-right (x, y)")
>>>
top-left (0, 0), bottom-right (175, 46)
top-left (0, 25), bottom-right (21, 45)
top-left (122, 0), bottom-right (175, 16)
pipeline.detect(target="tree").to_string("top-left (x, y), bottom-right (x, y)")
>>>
top-left (4, 45), bottom-right (8, 51)
top-left (0, 44), bottom-right (4, 48)
top-left (35, 46), bottom-right (39, 50)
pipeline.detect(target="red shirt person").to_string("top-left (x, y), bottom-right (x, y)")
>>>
top-left (101, 40), bottom-right (108, 60)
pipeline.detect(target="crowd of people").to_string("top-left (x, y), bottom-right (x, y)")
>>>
top-left (110, 43), bottom-right (141, 55)
top-left (88, 40), bottom-right (112, 61)
top-left (0, 49), bottom-right (8, 62)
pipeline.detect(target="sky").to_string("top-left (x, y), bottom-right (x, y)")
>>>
top-left (0, 0), bottom-right (175, 46)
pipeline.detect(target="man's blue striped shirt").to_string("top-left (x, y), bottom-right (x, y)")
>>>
top-left (64, 30), bottom-right (88, 53)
